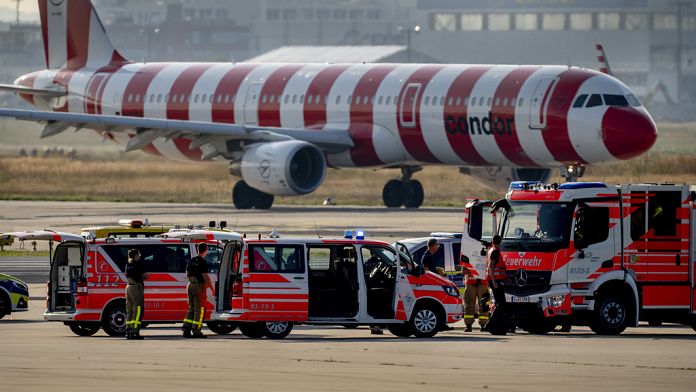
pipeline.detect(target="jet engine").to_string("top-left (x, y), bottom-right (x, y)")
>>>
top-left (463, 167), bottom-right (552, 192)
top-left (237, 140), bottom-right (327, 196)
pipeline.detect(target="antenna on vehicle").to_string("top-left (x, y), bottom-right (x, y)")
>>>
top-left (314, 222), bottom-right (322, 239)
top-left (232, 218), bottom-right (239, 232)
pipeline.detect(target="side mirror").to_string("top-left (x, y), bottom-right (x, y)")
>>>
top-left (468, 205), bottom-right (483, 241)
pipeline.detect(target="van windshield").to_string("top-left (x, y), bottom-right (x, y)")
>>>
top-left (500, 202), bottom-right (574, 252)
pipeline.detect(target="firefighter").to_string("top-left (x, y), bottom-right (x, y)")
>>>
top-left (182, 243), bottom-right (211, 338)
top-left (461, 263), bottom-right (488, 332)
top-left (125, 249), bottom-right (148, 340)
top-left (485, 235), bottom-right (508, 335)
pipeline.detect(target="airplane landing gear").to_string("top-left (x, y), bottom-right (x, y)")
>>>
top-left (382, 166), bottom-right (424, 209)
top-left (560, 165), bottom-right (586, 183)
top-left (232, 180), bottom-right (274, 210)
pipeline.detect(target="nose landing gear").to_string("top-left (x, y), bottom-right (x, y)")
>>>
top-left (382, 166), bottom-right (424, 208)
top-left (560, 165), bottom-right (586, 183)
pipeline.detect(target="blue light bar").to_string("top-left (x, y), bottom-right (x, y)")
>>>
top-left (356, 230), bottom-right (365, 240)
top-left (558, 182), bottom-right (607, 190)
top-left (509, 181), bottom-right (541, 190)
top-left (344, 230), bottom-right (353, 239)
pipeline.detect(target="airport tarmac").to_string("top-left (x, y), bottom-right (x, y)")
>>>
top-left (0, 284), bottom-right (694, 392)
top-left (0, 200), bottom-right (464, 241)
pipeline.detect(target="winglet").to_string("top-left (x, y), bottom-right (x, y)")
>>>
top-left (595, 44), bottom-right (613, 76)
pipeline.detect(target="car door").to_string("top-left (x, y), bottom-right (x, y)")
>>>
top-left (394, 242), bottom-right (417, 321)
top-left (216, 241), bottom-right (243, 312)
top-left (246, 243), bottom-right (308, 322)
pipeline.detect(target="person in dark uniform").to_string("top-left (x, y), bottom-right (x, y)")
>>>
top-left (420, 238), bottom-right (439, 273)
top-left (125, 249), bottom-right (148, 340)
top-left (182, 243), bottom-right (211, 338)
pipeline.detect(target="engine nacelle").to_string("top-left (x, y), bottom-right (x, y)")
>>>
top-left (463, 167), bottom-right (552, 192)
top-left (238, 140), bottom-right (327, 196)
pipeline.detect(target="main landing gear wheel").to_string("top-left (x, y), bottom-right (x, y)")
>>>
top-left (68, 322), bottom-right (101, 337)
top-left (382, 179), bottom-right (405, 208)
top-left (232, 180), bottom-right (274, 210)
top-left (403, 180), bottom-right (424, 209)
top-left (382, 166), bottom-right (425, 209)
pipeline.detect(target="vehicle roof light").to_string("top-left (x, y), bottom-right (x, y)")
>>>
top-left (344, 230), bottom-right (353, 239)
top-left (356, 230), bottom-right (365, 240)
top-left (558, 182), bottom-right (607, 190)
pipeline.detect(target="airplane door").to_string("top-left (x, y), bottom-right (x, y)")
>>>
top-left (243, 83), bottom-right (262, 125)
top-left (528, 77), bottom-right (558, 129)
top-left (399, 83), bottom-right (421, 128)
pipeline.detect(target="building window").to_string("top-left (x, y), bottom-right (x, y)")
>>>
top-left (598, 13), bottom-right (621, 30)
top-left (625, 13), bottom-right (648, 30)
top-left (654, 14), bottom-right (677, 30)
top-left (433, 13), bottom-right (457, 31)
top-left (460, 14), bottom-right (483, 31)
top-left (515, 13), bottom-right (538, 30)
top-left (570, 13), bottom-right (592, 30)
top-left (542, 13), bottom-right (565, 30)
top-left (488, 13), bottom-right (511, 31)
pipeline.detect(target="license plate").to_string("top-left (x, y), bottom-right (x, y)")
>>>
top-left (511, 296), bottom-right (530, 303)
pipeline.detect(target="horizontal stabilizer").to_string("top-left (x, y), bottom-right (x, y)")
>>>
top-left (0, 84), bottom-right (66, 97)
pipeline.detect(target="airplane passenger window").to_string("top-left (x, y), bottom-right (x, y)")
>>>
top-left (603, 94), bottom-right (629, 106)
top-left (479, 97), bottom-right (485, 106)
top-left (502, 97), bottom-right (508, 106)
top-left (447, 97), bottom-right (453, 106)
top-left (157, 94), bottom-right (162, 103)
top-left (149, 95), bottom-right (154, 103)
top-left (292, 95), bottom-right (297, 103)
top-left (494, 97), bottom-right (500, 106)
top-left (455, 97), bottom-right (461, 106)
top-left (164, 94), bottom-right (169, 103)
top-left (626, 94), bottom-right (641, 106)
top-left (518, 97), bottom-right (524, 106)
top-left (464, 97), bottom-right (469, 106)
top-left (486, 97), bottom-right (492, 106)
top-left (193, 94), bottom-right (199, 103)
top-left (216, 95), bottom-right (222, 103)
top-left (347, 95), bottom-right (352, 104)
top-left (186, 95), bottom-right (191, 103)
top-left (285, 95), bottom-right (290, 104)
top-left (378, 96), bottom-right (383, 105)
top-left (269, 94), bottom-right (274, 104)
top-left (261, 95), bottom-right (267, 104)
top-left (424, 96), bottom-right (430, 105)
top-left (300, 94), bottom-right (304, 103)
top-left (209, 95), bottom-right (214, 103)
top-left (307, 94), bottom-right (313, 104)
top-left (224, 94), bottom-right (229, 103)
top-left (386, 96), bottom-right (391, 105)
top-left (440, 96), bottom-right (445, 105)
top-left (336, 95), bottom-right (341, 104)
top-left (323, 95), bottom-right (328, 104)
top-left (231, 95), bottom-right (236, 103)
top-left (370, 96), bottom-right (375, 104)
top-left (127, 94), bottom-right (133, 103)
top-left (585, 94), bottom-right (603, 107)
top-left (573, 94), bottom-right (588, 108)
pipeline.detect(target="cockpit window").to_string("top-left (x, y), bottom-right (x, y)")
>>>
top-left (585, 94), bottom-right (603, 108)
top-left (626, 94), bottom-right (641, 107)
top-left (603, 94), bottom-right (629, 107)
top-left (572, 94), bottom-right (588, 108)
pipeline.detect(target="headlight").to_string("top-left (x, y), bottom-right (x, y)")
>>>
top-left (547, 295), bottom-right (566, 308)
top-left (442, 285), bottom-right (460, 297)
top-left (12, 280), bottom-right (28, 291)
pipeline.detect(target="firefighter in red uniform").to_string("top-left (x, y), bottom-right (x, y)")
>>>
top-left (486, 235), bottom-right (508, 334)
top-left (462, 264), bottom-right (488, 332)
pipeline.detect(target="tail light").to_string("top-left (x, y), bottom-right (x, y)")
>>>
top-left (46, 280), bottom-right (51, 308)
top-left (77, 280), bottom-right (88, 296)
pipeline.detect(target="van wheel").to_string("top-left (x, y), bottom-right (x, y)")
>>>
top-left (239, 322), bottom-right (266, 338)
top-left (207, 321), bottom-right (238, 335)
top-left (0, 291), bottom-right (9, 319)
top-left (387, 324), bottom-right (413, 338)
top-left (590, 295), bottom-right (628, 335)
top-left (101, 302), bottom-right (127, 337)
top-left (410, 305), bottom-right (442, 338)
top-left (68, 322), bottom-right (100, 337)
top-left (263, 322), bottom-right (293, 339)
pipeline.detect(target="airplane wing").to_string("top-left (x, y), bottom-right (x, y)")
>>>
top-left (0, 108), bottom-right (354, 158)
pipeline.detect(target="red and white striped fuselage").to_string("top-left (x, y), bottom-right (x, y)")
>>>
top-left (16, 61), bottom-right (657, 169)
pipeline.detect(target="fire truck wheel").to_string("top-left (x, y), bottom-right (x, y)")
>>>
top-left (590, 294), bottom-right (628, 335)
top-left (263, 321), bottom-right (293, 339)
top-left (239, 322), bottom-right (266, 338)
top-left (410, 305), bottom-right (443, 338)
top-left (382, 180), bottom-right (405, 208)
top-left (207, 321), bottom-right (238, 335)
top-left (387, 323), bottom-right (414, 338)
top-left (68, 322), bottom-right (100, 337)
top-left (101, 302), bottom-right (127, 337)
top-left (403, 180), bottom-right (424, 209)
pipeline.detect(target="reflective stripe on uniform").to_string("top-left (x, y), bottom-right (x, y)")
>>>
top-left (463, 315), bottom-right (475, 319)
top-left (193, 307), bottom-right (205, 327)
top-left (478, 316), bottom-right (489, 320)
top-left (132, 306), bottom-right (142, 328)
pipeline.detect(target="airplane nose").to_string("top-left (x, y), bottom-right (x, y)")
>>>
top-left (601, 106), bottom-right (657, 160)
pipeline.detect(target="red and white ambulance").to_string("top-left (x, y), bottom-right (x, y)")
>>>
top-left (0, 229), bottom-right (241, 336)
top-left (460, 181), bottom-right (696, 334)
top-left (211, 231), bottom-right (463, 338)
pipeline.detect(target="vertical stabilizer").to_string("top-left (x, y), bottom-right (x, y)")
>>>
top-left (38, 0), bottom-right (128, 70)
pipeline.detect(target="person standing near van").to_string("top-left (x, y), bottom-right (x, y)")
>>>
top-left (182, 243), bottom-right (211, 338)
top-left (462, 264), bottom-right (488, 332)
top-left (420, 238), bottom-right (439, 273)
top-left (485, 235), bottom-right (508, 334)
top-left (125, 249), bottom-right (148, 340)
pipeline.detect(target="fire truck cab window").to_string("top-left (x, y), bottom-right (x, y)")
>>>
top-left (574, 205), bottom-right (610, 249)
top-left (649, 191), bottom-right (680, 237)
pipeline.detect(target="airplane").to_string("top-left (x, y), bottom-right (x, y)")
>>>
top-left (0, 0), bottom-right (658, 209)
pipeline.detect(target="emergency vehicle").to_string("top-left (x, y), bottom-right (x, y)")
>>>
top-left (0, 273), bottom-right (29, 319)
top-left (0, 229), bottom-right (240, 336)
top-left (211, 231), bottom-right (463, 338)
top-left (460, 181), bottom-right (696, 334)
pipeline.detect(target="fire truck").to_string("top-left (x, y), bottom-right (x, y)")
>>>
top-left (211, 231), bottom-right (463, 338)
top-left (0, 229), bottom-right (240, 336)
top-left (460, 182), bottom-right (696, 334)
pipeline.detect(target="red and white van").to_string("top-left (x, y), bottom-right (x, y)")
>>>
top-left (211, 233), bottom-right (463, 338)
top-left (1, 230), bottom-right (241, 336)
